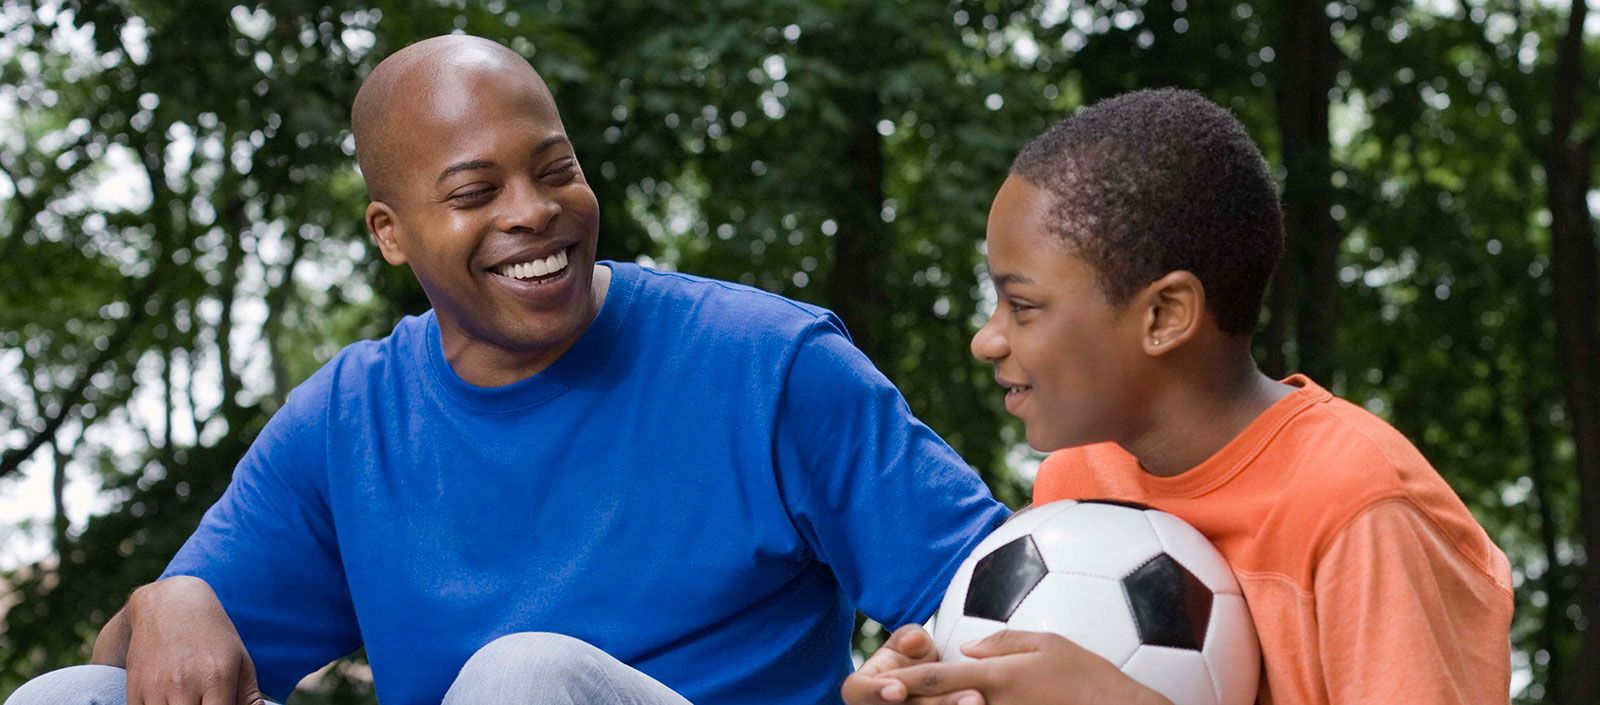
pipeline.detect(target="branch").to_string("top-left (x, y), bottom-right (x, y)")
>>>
top-left (0, 274), bottom-right (164, 480)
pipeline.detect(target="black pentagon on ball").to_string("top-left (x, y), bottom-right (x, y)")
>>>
top-left (1122, 553), bottom-right (1214, 650)
top-left (1078, 497), bottom-right (1156, 512)
top-left (964, 536), bottom-right (1049, 622)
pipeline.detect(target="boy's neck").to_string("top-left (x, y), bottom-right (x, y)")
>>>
top-left (1121, 350), bottom-right (1294, 478)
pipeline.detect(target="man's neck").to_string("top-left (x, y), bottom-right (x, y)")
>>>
top-left (442, 264), bottom-right (612, 387)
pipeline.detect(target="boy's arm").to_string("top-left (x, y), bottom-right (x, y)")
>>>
top-left (1316, 499), bottom-right (1514, 705)
top-left (874, 630), bottom-right (1173, 705)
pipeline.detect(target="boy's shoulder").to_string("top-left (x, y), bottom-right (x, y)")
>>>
top-left (1260, 385), bottom-right (1503, 579)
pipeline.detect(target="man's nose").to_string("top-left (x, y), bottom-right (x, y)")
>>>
top-left (499, 179), bottom-right (562, 234)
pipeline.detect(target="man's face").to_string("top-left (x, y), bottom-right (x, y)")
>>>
top-left (368, 53), bottom-right (601, 369)
top-left (970, 175), bottom-right (1148, 451)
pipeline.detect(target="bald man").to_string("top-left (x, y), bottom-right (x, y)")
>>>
top-left (7, 35), bottom-right (1007, 705)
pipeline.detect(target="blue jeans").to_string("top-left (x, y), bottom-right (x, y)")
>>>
top-left (6, 632), bottom-right (693, 705)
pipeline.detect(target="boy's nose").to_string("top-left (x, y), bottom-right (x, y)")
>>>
top-left (970, 318), bottom-right (1008, 362)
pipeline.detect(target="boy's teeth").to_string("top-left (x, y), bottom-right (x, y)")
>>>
top-left (497, 248), bottom-right (571, 280)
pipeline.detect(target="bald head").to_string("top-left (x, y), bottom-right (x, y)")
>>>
top-left (351, 35), bottom-right (558, 202)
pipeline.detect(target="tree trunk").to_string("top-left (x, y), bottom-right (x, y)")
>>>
top-left (264, 229), bottom-right (308, 408)
top-left (50, 438), bottom-right (68, 559)
top-left (1546, 3), bottom-right (1600, 704)
top-left (826, 78), bottom-right (892, 367)
top-left (1527, 399), bottom-right (1564, 699)
top-left (1274, 0), bottom-right (1341, 383)
top-left (1262, 265), bottom-right (1292, 378)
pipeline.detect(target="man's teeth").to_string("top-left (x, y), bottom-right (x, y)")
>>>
top-left (494, 249), bottom-right (570, 280)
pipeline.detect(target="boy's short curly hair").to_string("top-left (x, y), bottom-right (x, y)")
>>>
top-left (1011, 88), bottom-right (1284, 336)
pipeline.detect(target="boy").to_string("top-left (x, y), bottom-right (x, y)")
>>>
top-left (843, 88), bottom-right (1513, 705)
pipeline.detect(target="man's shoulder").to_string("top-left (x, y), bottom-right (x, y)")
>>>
top-left (280, 313), bottom-right (431, 410)
top-left (627, 264), bottom-right (843, 342)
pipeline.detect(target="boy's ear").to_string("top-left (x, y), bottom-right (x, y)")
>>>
top-left (366, 201), bottom-right (408, 266)
top-left (1137, 270), bottom-right (1204, 357)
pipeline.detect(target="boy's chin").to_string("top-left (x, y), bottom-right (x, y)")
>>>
top-left (1023, 428), bottom-right (1072, 454)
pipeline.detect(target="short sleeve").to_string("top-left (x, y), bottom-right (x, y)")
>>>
top-left (1314, 499), bottom-right (1513, 704)
top-left (162, 379), bottom-right (361, 701)
top-left (772, 315), bottom-right (1009, 628)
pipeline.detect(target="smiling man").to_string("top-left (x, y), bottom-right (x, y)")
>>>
top-left (6, 35), bottom-right (1007, 705)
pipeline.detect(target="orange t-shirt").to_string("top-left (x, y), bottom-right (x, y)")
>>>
top-left (1032, 375), bottom-right (1513, 705)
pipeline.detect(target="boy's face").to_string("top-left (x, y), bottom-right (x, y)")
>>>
top-left (369, 50), bottom-right (601, 367)
top-left (971, 175), bottom-right (1148, 451)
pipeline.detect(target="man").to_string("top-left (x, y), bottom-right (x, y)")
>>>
top-left (8, 35), bottom-right (1007, 705)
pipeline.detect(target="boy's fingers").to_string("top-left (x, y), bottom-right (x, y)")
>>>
top-left (959, 629), bottom-right (1049, 658)
top-left (842, 674), bottom-right (912, 705)
top-left (938, 690), bottom-right (986, 705)
top-left (884, 624), bottom-right (936, 661)
top-left (883, 661), bottom-right (994, 696)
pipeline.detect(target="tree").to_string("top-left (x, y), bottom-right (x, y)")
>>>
top-left (1543, 2), bottom-right (1600, 702)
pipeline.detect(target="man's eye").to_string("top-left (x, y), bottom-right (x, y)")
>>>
top-left (451, 187), bottom-right (496, 202)
top-left (545, 162), bottom-right (579, 181)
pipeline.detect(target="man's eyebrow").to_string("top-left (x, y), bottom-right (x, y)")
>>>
top-left (436, 159), bottom-right (495, 185)
top-left (535, 133), bottom-right (572, 154)
top-left (434, 134), bottom-right (572, 185)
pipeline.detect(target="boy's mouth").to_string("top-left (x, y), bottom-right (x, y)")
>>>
top-left (996, 376), bottom-right (1031, 412)
top-left (1003, 384), bottom-right (1030, 414)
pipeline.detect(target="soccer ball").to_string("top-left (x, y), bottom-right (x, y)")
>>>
top-left (930, 499), bottom-right (1260, 705)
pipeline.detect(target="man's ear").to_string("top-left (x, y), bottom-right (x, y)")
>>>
top-left (1136, 270), bottom-right (1205, 356)
top-left (366, 201), bottom-right (407, 266)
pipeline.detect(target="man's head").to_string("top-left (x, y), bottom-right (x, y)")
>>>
top-left (971, 89), bottom-right (1284, 451)
top-left (353, 35), bottom-right (602, 382)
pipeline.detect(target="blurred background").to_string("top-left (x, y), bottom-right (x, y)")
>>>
top-left (0, 0), bottom-right (1596, 702)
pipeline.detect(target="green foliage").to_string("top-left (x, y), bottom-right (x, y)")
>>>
top-left (1, 1), bottom-right (1596, 704)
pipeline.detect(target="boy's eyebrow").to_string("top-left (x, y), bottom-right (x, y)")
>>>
top-left (992, 273), bottom-right (1034, 288)
top-left (434, 134), bottom-right (573, 185)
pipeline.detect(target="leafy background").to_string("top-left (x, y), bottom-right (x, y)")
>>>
top-left (1, 1), bottom-right (1598, 703)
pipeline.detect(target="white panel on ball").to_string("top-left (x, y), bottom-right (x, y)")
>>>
top-left (935, 616), bottom-right (1009, 663)
top-left (967, 500), bottom-right (1078, 559)
top-left (1003, 572), bottom-right (1142, 668)
top-left (1143, 510), bottom-right (1242, 595)
top-left (1202, 594), bottom-right (1261, 705)
top-left (1032, 502), bottom-right (1163, 578)
top-left (929, 557), bottom-right (975, 653)
top-left (1122, 645), bottom-right (1222, 705)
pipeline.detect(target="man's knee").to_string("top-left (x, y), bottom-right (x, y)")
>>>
top-left (444, 632), bottom-right (633, 705)
top-left (5, 665), bottom-right (126, 705)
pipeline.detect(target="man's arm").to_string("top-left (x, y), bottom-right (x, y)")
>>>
top-left (772, 316), bottom-right (1010, 628)
top-left (92, 577), bottom-right (266, 705)
top-left (89, 607), bottom-right (129, 667)
top-left (129, 370), bottom-right (360, 701)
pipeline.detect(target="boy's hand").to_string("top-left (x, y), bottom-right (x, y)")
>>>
top-left (842, 625), bottom-right (982, 705)
top-left (881, 630), bottom-right (1175, 705)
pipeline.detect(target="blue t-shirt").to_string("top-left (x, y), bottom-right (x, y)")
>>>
top-left (164, 262), bottom-right (1008, 705)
